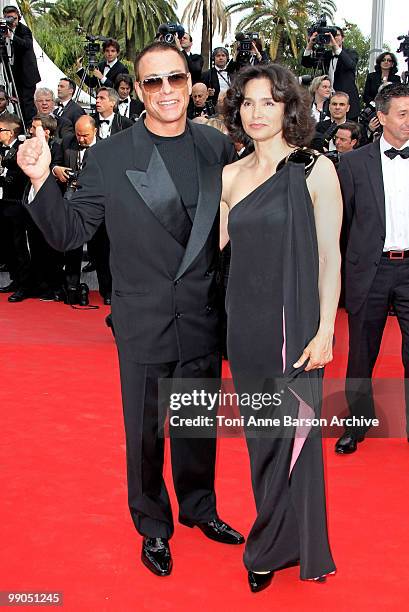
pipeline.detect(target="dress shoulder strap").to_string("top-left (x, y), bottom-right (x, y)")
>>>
top-left (276, 148), bottom-right (321, 178)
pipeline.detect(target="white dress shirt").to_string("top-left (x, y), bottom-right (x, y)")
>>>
top-left (380, 135), bottom-right (409, 251)
top-left (98, 113), bottom-right (114, 139)
top-left (117, 96), bottom-right (130, 117)
top-left (216, 68), bottom-right (230, 93)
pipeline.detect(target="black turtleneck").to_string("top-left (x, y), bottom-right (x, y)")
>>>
top-left (144, 123), bottom-right (198, 221)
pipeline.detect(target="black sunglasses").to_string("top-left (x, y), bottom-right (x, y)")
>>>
top-left (139, 72), bottom-right (188, 93)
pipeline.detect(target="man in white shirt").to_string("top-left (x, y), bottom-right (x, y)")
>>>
top-left (202, 47), bottom-right (234, 106)
top-left (76, 38), bottom-right (129, 90)
top-left (336, 83), bottom-right (409, 453)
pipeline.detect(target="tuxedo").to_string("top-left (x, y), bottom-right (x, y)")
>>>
top-left (302, 47), bottom-right (360, 120)
top-left (117, 97), bottom-right (144, 121)
top-left (25, 119), bottom-right (236, 537)
top-left (202, 63), bottom-right (236, 105)
top-left (182, 50), bottom-right (204, 84)
top-left (7, 22), bottom-right (41, 123)
top-left (55, 99), bottom-right (86, 128)
top-left (338, 139), bottom-right (409, 436)
top-left (93, 112), bottom-right (133, 139)
top-left (77, 59), bottom-right (129, 90)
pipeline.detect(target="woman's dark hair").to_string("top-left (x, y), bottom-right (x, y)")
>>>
top-left (224, 63), bottom-right (315, 148)
top-left (375, 51), bottom-right (398, 75)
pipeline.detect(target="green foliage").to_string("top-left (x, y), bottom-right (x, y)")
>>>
top-left (82, 0), bottom-right (179, 60)
top-left (33, 13), bottom-right (84, 78)
top-left (226, 0), bottom-right (337, 66)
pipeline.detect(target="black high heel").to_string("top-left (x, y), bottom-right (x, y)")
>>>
top-left (248, 570), bottom-right (274, 593)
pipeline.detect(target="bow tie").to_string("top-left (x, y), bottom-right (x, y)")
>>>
top-left (2, 145), bottom-right (10, 150)
top-left (118, 98), bottom-right (129, 105)
top-left (384, 146), bottom-right (409, 160)
top-left (99, 119), bottom-right (110, 124)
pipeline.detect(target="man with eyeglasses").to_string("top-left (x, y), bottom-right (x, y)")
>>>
top-left (17, 41), bottom-right (243, 577)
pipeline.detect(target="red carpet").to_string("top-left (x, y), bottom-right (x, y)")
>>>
top-left (1, 296), bottom-right (409, 610)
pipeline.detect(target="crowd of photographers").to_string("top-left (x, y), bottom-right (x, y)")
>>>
top-left (0, 9), bottom-right (407, 308)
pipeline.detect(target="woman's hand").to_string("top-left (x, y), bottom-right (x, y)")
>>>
top-left (293, 330), bottom-right (334, 371)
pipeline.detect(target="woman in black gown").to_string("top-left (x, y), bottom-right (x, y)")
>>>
top-left (220, 64), bottom-right (342, 592)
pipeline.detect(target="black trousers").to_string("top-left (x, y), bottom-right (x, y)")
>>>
top-left (64, 246), bottom-right (83, 288)
top-left (26, 216), bottom-right (64, 291)
top-left (0, 204), bottom-right (33, 286)
top-left (87, 224), bottom-right (111, 298)
top-left (346, 257), bottom-right (409, 436)
top-left (118, 351), bottom-right (221, 539)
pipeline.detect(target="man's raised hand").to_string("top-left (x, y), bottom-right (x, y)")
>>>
top-left (17, 125), bottom-right (51, 190)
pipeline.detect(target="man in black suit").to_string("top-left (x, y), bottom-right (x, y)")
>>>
top-left (180, 32), bottom-right (203, 84)
top-left (76, 38), bottom-right (129, 90)
top-left (114, 74), bottom-right (144, 121)
top-left (336, 84), bottom-right (409, 454)
top-left (34, 88), bottom-right (73, 141)
top-left (202, 47), bottom-right (236, 106)
top-left (2, 5), bottom-right (41, 125)
top-left (55, 78), bottom-right (85, 128)
top-left (91, 87), bottom-right (133, 304)
top-left (0, 113), bottom-right (31, 300)
top-left (52, 115), bottom-right (98, 302)
top-left (93, 86), bottom-right (133, 139)
top-left (313, 91), bottom-right (350, 151)
top-left (302, 26), bottom-right (360, 121)
top-left (18, 41), bottom-right (243, 576)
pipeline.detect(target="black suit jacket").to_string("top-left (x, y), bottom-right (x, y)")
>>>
top-left (93, 113), bottom-right (133, 138)
top-left (362, 71), bottom-right (401, 106)
top-left (77, 60), bottom-right (129, 90)
top-left (10, 23), bottom-right (41, 88)
top-left (202, 63), bottom-right (236, 105)
top-left (338, 140), bottom-right (388, 314)
top-left (26, 120), bottom-right (236, 362)
top-left (183, 51), bottom-right (204, 84)
top-left (0, 141), bottom-right (29, 213)
top-left (302, 47), bottom-right (360, 119)
top-left (58, 99), bottom-right (86, 127)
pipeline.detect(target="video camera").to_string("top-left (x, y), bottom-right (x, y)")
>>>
top-left (76, 28), bottom-right (110, 70)
top-left (308, 14), bottom-right (338, 47)
top-left (0, 16), bottom-right (15, 43)
top-left (235, 32), bottom-right (259, 66)
top-left (397, 33), bottom-right (409, 58)
top-left (157, 23), bottom-right (185, 45)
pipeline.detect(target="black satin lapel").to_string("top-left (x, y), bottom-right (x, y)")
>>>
top-left (126, 147), bottom-right (192, 246)
top-left (175, 146), bottom-right (220, 280)
top-left (366, 142), bottom-right (385, 230)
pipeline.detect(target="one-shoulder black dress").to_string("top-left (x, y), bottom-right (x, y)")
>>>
top-left (226, 161), bottom-right (336, 579)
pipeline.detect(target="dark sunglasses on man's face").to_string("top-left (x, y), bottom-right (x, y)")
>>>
top-left (139, 72), bottom-right (188, 93)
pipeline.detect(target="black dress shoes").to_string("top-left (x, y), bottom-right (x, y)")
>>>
top-left (335, 432), bottom-right (365, 454)
top-left (141, 537), bottom-right (172, 576)
top-left (180, 516), bottom-right (245, 544)
top-left (0, 281), bottom-right (18, 293)
top-left (8, 288), bottom-right (31, 302)
top-left (248, 570), bottom-right (274, 593)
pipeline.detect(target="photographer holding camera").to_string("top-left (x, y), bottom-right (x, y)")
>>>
top-left (76, 38), bottom-right (128, 90)
top-left (302, 24), bottom-right (360, 121)
top-left (2, 5), bottom-right (40, 125)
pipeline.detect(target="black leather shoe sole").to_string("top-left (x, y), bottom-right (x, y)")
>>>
top-left (248, 570), bottom-right (274, 593)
